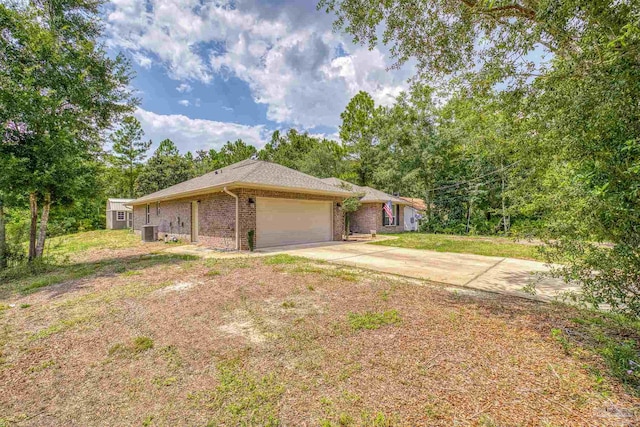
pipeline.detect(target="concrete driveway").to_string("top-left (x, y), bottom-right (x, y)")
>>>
top-left (259, 241), bottom-right (578, 301)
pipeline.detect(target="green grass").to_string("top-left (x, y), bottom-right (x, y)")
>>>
top-left (370, 233), bottom-right (545, 261)
top-left (46, 229), bottom-right (142, 257)
top-left (348, 310), bottom-right (401, 330)
top-left (108, 336), bottom-right (155, 357)
top-left (262, 254), bottom-right (309, 265)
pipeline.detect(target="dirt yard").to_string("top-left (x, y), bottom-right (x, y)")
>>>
top-left (0, 232), bottom-right (638, 426)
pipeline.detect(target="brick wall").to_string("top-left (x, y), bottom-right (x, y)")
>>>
top-left (349, 202), bottom-right (404, 234)
top-left (132, 187), bottom-right (345, 250)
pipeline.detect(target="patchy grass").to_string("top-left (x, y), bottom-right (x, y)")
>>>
top-left (371, 233), bottom-right (545, 261)
top-left (262, 254), bottom-right (310, 265)
top-left (46, 229), bottom-right (142, 257)
top-left (0, 234), bottom-right (638, 425)
top-left (188, 357), bottom-right (284, 426)
top-left (109, 336), bottom-right (155, 357)
top-left (348, 310), bottom-right (401, 330)
top-left (0, 252), bottom-right (197, 298)
top-left (552, 309), bottom-right (640, 394)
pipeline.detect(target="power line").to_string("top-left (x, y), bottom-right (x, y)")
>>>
top-left (425, 161), bottom-right (520, 192)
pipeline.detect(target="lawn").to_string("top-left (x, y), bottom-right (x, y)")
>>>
top-left (370, 233), bottom-right (546, 261)
top-left (0, 230), bottom-right (639, 425)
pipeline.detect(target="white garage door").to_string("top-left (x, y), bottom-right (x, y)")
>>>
top-left (256, 198), bottom-right (332, 248)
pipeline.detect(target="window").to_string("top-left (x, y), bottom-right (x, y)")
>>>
top-left (145, 204), bottom-right (150, 224)
top-left (156, 201), bottom-right (160, 215)
top-left (382, 203), bottom-right (400, 226)
top-left (116, 211), bottom-right (125, 221)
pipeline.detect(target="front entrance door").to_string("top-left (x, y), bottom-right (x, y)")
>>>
top-left (191, 201), bottom-right (198, 242)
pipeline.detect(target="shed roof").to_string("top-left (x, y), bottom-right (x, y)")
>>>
top-left (320, 178), bottom-right (407, 204)
top-left (130, 159), bottom-right (354, 205)
top-left (107, 198), bottom-right (134, 212)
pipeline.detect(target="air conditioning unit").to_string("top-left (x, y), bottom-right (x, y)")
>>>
top-left (142, 225), bottom-right (158, 242)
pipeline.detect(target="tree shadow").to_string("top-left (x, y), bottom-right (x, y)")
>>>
top-left (0, 252), bottom-right (199, 300)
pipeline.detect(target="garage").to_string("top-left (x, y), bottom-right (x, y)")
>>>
top-left (256, 197), bottom-right (333, 248)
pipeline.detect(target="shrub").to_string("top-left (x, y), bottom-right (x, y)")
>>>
top-left (547, 239), bottom-right (640, 317)
top-left (247, 229), bottom-right (255, 252)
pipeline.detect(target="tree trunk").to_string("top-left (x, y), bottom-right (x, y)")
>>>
top-left (466, 186), bottom-right (473, 234)
top-left (0, 198), bottom-right (6, 270)
top-left (501, 161), bottom-right (510, 234)
top-left (35, 192), bottom-right (51, 258)
top-left (28, 192), bottom-right (38, 262)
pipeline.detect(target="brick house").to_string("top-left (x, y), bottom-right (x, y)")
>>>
top-left (320, 178), bottom-right (409, 234)
top-left (129, 159), bottom-right (410, 250)
top-left (129, 159), bottom-right (353, 250)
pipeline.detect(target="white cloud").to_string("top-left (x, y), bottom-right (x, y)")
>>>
top-left (135, 108), bottom-right (268, 153)
top-left (178, 99), bottom-right (190, 107)
top-left (107, 0), bottom-right (413, 129)
top-left (176, 83), bottom-right (192, 93)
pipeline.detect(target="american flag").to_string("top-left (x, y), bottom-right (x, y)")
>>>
top-left (383, 200), bottom-right (394, 222)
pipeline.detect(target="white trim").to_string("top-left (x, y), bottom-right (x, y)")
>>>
top-left (116, 211), bottom-right (126, 221)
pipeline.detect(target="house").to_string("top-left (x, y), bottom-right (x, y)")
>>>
top-left (106, 198), bottom-right (133, 229)
top-left (127, 159), bottom-right (353, 250)
top-left (399, 197), bottom-right (426, 232)
top-left (320, 178), bottom-right (410, 233)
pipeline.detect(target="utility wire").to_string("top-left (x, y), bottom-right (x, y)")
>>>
top-left (425, 161), bottom-right (521, 192)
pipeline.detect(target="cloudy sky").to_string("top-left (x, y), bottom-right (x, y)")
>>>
top-left (104, 0), bottom-right (414, 153)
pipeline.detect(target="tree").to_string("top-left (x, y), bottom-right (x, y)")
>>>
top-left (322, 0), bottom-right (640, 315)
top-left (219, 139), bottom-right (257, 166)
top-left (339, 91), bottom-right (380, 186)
top-left (192, 149), bottom-right (222, 176)
top-left (136, 139), bottom-right (193, 195)
top-left (341, 196), bottom-right (361, 240)
top-left (109, 116), bottom-right (151, 198)
top-left (0, 1), bottom-right (135, 261)
top-left (259, 129), bottom-right (348, 178)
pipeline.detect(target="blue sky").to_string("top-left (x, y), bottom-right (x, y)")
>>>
top-left (104, 0), bottom-right (414, 153)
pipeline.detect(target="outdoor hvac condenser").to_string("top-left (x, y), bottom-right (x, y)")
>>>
top-left (142, 225), bottom-right (158, 242)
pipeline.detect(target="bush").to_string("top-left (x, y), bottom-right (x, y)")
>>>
top-left (547, 239), bottom-right (640, 317)
top-left (247, 229), bottom-right (255, 252)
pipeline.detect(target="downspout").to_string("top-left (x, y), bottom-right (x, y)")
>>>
top-left (223, 187), bottom-right (239, 251)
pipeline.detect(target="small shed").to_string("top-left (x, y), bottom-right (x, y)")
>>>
top-left (106, 198), bottom-right (133, 230)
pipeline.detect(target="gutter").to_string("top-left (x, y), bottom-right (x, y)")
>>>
top-left (223, 187), bottom-right (239, 251)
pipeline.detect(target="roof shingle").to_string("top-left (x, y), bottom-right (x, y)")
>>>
top-left (320, 178), bottom-right (407, 204)
top-left (130, 159), bottom-right (353, 205)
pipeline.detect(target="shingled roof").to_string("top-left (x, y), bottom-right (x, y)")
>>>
top-left (320, 178), bottom-right (407, 204)
top-left (106, 198), bottom-right (133, 212)
top-left (130, 159), bottom-right (354, 205)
